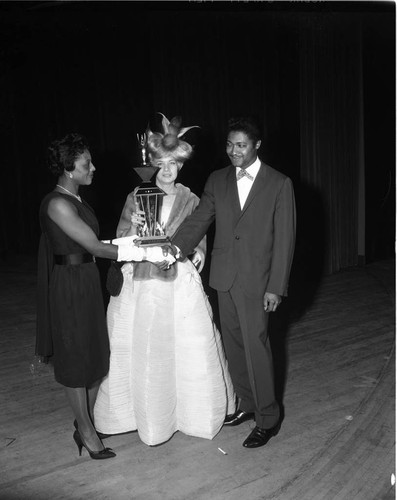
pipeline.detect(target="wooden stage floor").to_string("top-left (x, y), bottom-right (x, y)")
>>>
top-left (0, 258), bottom-right (395, 500)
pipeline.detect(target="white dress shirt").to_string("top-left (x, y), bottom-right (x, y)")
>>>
top-left (236, 157), bottom-right (261, 209)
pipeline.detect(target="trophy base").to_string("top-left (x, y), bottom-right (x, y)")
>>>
top-left (136, 235), bottom-right (170, 247)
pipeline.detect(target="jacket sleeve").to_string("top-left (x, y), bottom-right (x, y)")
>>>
top-left (266, 177), bottom-right (296, 297)
top-left (186, 195), bottom-right (207, 273)
top-left (172, 175), bottom-right (216, 257)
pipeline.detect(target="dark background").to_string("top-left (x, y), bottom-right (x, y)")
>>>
top-left (0, 1), bottom-right (394, 282)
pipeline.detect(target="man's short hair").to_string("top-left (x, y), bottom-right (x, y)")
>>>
top-left (227, 116), bottom-right (261, 143)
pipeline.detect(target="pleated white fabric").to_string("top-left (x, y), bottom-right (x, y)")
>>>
top-left (94, 260), bottom-right (235, 446)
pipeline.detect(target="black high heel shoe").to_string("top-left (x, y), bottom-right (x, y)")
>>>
top-left (73, 419), bottom-right (111, 440)
top-left (73, 430), bottom-right (116, 460)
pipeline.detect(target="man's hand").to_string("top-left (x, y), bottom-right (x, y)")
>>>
top-left (166, 244), bottom-right (182, 259)
top-left (263, 292), bottom-right (282, 312)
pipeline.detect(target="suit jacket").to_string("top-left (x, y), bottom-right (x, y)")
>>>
top-left (172, 162), bottom-right (296, 298)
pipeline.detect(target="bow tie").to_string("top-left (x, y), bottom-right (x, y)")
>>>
top-left (237, 169), bottom-right (254, 181)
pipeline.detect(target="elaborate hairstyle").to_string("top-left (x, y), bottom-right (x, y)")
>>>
top-left (227, 116), bottom-right (262, 144)
top-left (47, 133), bottom-right (90, 176)
top-left (146, 113), bottom-right (199, 164)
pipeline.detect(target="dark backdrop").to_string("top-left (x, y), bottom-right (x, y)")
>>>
top-left (0, 1), bottom-right (394, 280)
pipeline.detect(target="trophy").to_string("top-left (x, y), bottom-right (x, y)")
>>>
top-left (133, 133), bottom-right (170, 247)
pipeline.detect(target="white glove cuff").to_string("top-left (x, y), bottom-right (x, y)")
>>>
top-left (117, 244), bottom-right (146, 262)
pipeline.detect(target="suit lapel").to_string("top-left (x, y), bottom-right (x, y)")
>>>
top-left (226, 166), bottom-right (241, 222)
top-left (239, 162), bottom-right (267, 218)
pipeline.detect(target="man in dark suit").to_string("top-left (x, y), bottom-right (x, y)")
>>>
top-left (171, 116), bottom-right (296, 448)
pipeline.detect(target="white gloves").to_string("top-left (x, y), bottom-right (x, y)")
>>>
top-left (103, 236), bottom-right (176, 265)
top-left (143, 247), bottom-right (176, 266)
top-left (116, 243), bottom-right (145, 262)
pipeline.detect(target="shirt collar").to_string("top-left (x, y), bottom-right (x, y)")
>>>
top-left (236, 157), bottom-right (261, 177)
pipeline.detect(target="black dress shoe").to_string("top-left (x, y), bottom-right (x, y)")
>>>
top-left (224, 410), bottom-right (255, 426)
top-left (242, 422), bottom-right (281, 448)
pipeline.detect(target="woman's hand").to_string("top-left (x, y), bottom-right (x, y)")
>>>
top-left (146, 246), bottom-right (176, 270)
top-left (130, 210), bottom-right (145, 227)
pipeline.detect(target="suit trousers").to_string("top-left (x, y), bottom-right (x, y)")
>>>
top-left (217, 280), bottom-right (279, 429)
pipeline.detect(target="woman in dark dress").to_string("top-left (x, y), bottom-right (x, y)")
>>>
top-left (36, 133), bottom-right (174, 459)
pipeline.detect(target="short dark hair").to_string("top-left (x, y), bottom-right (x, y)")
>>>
top-left (227, 116), bottom-right (261, 143)
top-left (47, 133), bottom-right (90, 176)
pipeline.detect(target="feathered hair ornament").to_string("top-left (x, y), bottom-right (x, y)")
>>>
top-left (146, 112), bottom-right (199, 164)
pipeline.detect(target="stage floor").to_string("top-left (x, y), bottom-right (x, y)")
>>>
top-left (0, 258), bottom-right (394, 500)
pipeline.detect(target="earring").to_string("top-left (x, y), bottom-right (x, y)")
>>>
top-left (69, 173), bottom-right (73, 179)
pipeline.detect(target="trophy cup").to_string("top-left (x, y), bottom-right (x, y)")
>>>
top-left (133, 133), bottom-right (170, 247)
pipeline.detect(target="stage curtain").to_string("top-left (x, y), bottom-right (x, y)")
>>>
top-left (299, 14), bottom-right (364, 274)
top-left (0, 7), bottom-right (382, 279)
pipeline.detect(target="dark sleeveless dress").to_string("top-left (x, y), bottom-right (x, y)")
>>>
top-left (36, 192), bottom-right (109, 388)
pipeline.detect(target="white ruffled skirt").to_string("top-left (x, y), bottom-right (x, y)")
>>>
top-left (94, 260), bottom-right (235, 446)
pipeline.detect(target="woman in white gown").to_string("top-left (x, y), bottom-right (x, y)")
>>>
top-left (94, 114), bottom-right (235, 446)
